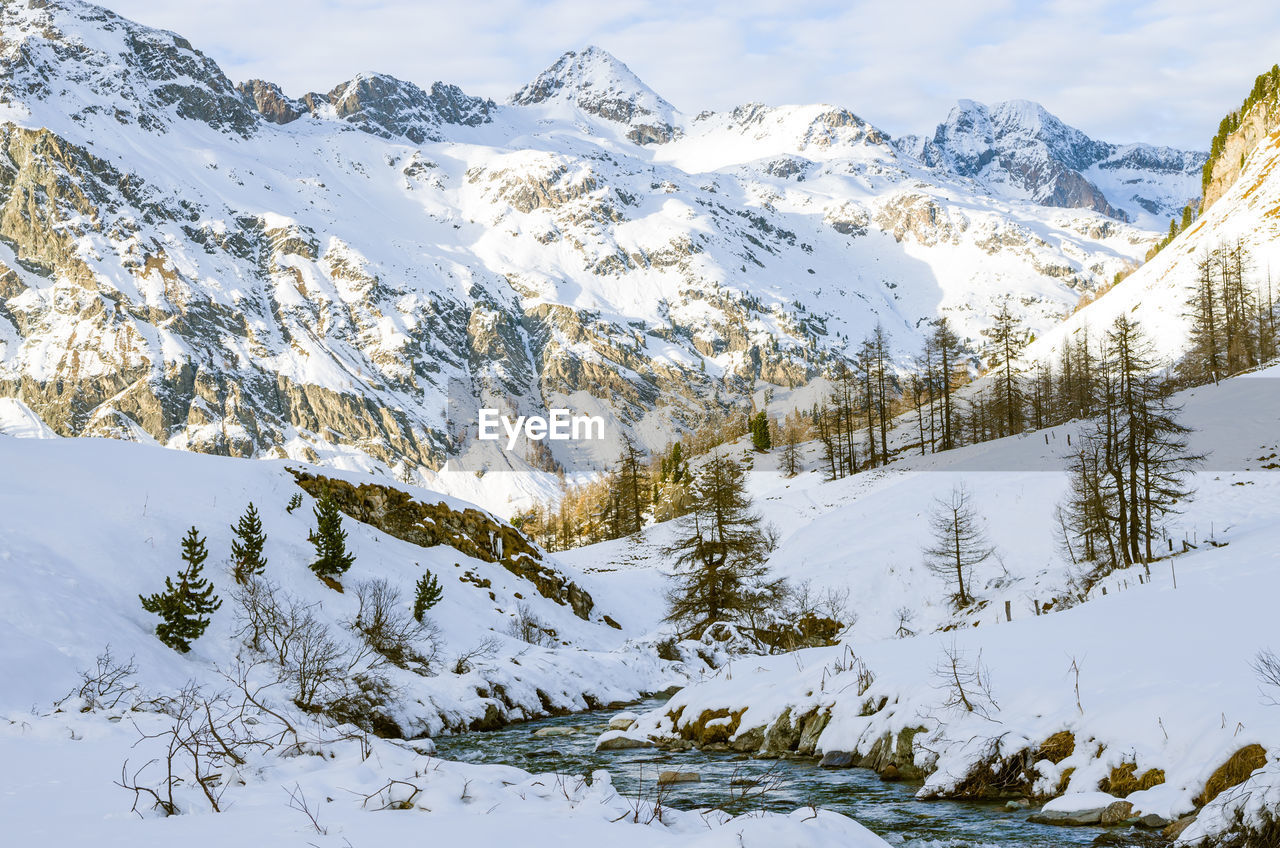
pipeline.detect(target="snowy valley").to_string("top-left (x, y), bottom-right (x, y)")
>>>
top-left (2, 1), bottom-right (1280, 847)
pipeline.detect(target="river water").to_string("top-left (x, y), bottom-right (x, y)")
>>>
top-left (436, 699), bottom-right (1148, 847)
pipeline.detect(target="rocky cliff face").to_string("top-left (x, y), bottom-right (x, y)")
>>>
top-left (0, 0), bottom-right (1204, 514)
top-left (1202, 99), bottom-right (1280, 211)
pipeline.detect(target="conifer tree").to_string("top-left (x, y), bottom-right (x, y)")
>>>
top-left (930, 318), bottom-right (963, 450)
top-left (750, 411), bottom-right (772, 451)
top-left (140, 527), bottom-right (222, 653)
top-left (663, 454), bottom-right (783, 638)
top-left (308, 491), bottom-right (355, 582)
top-left (613, 435), bottom-right (649, 535)
top-left (230, 502), bottom-right (267, 584)
top-left (984, 297), bottom-right (1027, 437)
top-left (413, 571), bottom-right (443, 622)
top-left (869, 323), bottom-right (892, 465)
top-left (780, 419), bottom-right (803, 476)
top-left (922, 484), bottom-right (995, 609)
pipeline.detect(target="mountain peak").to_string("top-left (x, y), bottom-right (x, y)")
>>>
top-left (509, 46), bottom-right (679, 144)
top-left (0, 0), bottom-right (260, 136)
top-left (937, 98), bottom-right (1106, 170)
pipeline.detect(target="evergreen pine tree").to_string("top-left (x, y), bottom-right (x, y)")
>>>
top-left (230, 501), bottom-right (267, 584)
top-left (413, 571), bottom-right (443, 622)
top-left (750, 411), bottom-right (772, 451)
top-left (139, 527), bottom-right (222, 653)
top-left (308, 491), bottom-right (355, 582)
top-left (663, 454), bottom-right (783, 638)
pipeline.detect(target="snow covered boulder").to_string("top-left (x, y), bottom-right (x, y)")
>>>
top-left (608, 711), bottom-right (639, 730)
top-left (1100, 800), bottom-right (1135, 824)
top-left (1028, 791), bottom-right (1125, 825)
top-left (594, 729), bottom-right (653, 750)
top-left (399, 738), bottom-right (437, 756)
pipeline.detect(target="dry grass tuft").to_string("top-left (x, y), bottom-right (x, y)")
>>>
top-left (1196, 744), bottom-right (1267, 807)
top-left (1038, 730), bottom-right (1075, 764)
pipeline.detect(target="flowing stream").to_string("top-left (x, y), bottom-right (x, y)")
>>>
top-left (436, 699), bottom-right (1148, 847)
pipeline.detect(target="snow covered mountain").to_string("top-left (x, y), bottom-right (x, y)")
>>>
top-left (509, 45), bottom-right (680, 145)
top-left (900, 99), bottom-right (1206, 228)
top-left (0, 0), bottom-right (1207, 514)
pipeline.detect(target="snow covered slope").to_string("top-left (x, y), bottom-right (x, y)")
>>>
top-left (0, 414), bottom-right (890, 848)
top-left (0, 432), bottom-right (678, 729)
top-left (0, 0), bottom-right (1206, 517)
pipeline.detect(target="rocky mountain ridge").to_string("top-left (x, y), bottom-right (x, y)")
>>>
top-left (0, 0), bottom-right (1207, 514)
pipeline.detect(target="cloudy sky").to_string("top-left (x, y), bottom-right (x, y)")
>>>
top-left (107, 0), bottom-right (1280, 150)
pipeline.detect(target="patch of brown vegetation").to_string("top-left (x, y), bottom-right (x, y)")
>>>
top-left (1196, 744), bottom-right (1267, 807)
top-left (949, 741), bottom-right (1037, 799)
top-left (678, 707), bottom-right (747, 745)
top-left (1038, 730), bottom-right (1075, 764)
top-left (1100, 762), bottom-right (1165, 796)
top-left (1057, 766), bottom-right (1075, 795)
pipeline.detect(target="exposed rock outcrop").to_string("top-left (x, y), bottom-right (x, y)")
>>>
top-left (290, 471), bottom-right (596, 619)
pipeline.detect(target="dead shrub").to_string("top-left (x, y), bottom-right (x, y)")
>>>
top-left (507, 602), bottom-right (557, 647)
top-left (349, 578), bottom-right (441, 674)
top-left (950, 735), bottom-right (1036, 799)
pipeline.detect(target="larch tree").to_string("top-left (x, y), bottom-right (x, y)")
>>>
top-left (780, 418), bottom-right (804, 476)
top-left (984, 297), bottom-right (1027, 437)
top-left (930, 318), bottom-right (963, 451)
top-left (613, 434), bottom-right (649, 536)
top-left (923, 484), bottom-right (995, 609)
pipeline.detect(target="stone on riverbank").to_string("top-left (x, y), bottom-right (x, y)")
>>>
top-left (658, 770), bottom-right (701, 785)
top-left (595, 730), bottom-right (654, 750)
top-left (1028, 791), bottom-right (1123, 826)
top-left (819, 750), bottom-right (855, 768)
top-left (609, 712), bottom-right (639, 731)
top-left (1099, 800), bottom-right (1135, 825)
top-left (533, 726), bottom-right (578, 737)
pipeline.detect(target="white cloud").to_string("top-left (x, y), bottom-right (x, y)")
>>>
top-left (105, 0), bottom-right (1280, 148)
